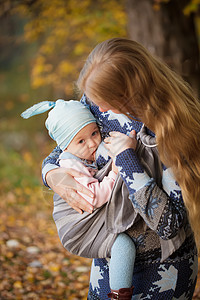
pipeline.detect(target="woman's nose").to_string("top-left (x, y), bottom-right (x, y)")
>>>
top-left (98, 106), bottom-right (107, 112)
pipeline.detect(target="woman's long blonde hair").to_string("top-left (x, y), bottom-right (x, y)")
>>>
top-left (77, 37), bottom-right (200, 247)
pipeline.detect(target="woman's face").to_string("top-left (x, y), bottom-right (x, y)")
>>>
top-left (86, 92), bottom-right (121, 114)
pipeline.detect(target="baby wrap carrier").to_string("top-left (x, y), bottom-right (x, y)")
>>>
top-left (53, 126), bottom-right (183, 260)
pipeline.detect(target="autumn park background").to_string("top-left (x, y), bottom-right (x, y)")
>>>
top-left (0, 0), bottom-right (200, 299)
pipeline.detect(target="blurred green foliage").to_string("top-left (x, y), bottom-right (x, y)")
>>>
top-left (0, 0), bottom-right (199, 194)
top-left (0, 0), bottom-right (127, 195)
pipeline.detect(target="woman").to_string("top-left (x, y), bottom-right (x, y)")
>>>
top-left (42, 38), bottom-right (199, 299)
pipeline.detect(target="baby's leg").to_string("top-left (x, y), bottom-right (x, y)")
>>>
top-left (109, 233), bottom-right (136, 290)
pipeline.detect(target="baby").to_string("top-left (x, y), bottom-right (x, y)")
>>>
top-left (21, 99), bottom-right (136, 299)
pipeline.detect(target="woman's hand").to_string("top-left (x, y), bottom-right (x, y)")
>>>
top-left (46, 167), bottom-right (94, 214)
top-left (111, 161), bottom-right (118, 174)
top-left (104, 130), bottom-right (137, 158)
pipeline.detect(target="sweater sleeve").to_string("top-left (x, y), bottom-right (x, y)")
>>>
top-left (60, 159), bottom-right (117, 208)
top-left (115, 148), bottom-right (187, 240)
top-left (42, 146), bottom-right (62, 187)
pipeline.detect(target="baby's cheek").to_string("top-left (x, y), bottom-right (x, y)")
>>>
top-left (77, 146), bottom-right (85, 156)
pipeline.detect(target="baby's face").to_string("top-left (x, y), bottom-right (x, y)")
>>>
top-left (65, 123), bottom-right (101, 161)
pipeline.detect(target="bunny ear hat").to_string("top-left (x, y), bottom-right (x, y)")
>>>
top-left (21, 99), bottom-right (96, 150)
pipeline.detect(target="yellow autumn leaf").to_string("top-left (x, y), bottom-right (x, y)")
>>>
top-left (26, 274), bottom-right (34, 282)
top-left (47, 228), bottom-right (55, 235)
top-left (58, 61), bottom-right (75, 76)
top-left (77, 274), bottom-right (89, 282)
top-left (8, 215), bottom-right (16, 224)
top-left (49, 263), bottom-right (60, 272)
top-left (23, 152), bottom-right (32, 164)
top-left (74, 43), bottom-right (87, 55)
top-left (6, 251), bottom-right (14, 258)
top-left (13, 281), bottom-right (23, 289)
top-left (32, 76), bottom-right (47, 89)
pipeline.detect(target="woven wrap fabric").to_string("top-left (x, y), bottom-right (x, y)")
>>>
top-left (53, 130), bottom-right (161, 259)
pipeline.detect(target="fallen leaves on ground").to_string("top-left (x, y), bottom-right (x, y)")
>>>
top-left (0, 188), bottom-right (91, 300)
top-left (1, 187), bottom-right (200, 299)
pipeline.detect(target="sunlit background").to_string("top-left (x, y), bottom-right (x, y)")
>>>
top-left (0, 0), bottom-right (199, 299)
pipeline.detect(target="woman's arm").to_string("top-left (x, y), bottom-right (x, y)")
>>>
top-left (114, 148), bottom-right (187, 240)
top-left (42, 146), bottom-right (62, 186)
top-left (60, 158), bottom-right (117, 208)
top-left (104, 131), bottom-right (187, 240)
top-left (42, 146), bottom-right (94, 214)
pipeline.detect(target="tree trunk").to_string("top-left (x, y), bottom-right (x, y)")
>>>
top-left (126, 0), bottom-right (200, 96)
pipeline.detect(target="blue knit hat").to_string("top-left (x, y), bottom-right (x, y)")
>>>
top-left (21, 99), bottom-right (96, 150)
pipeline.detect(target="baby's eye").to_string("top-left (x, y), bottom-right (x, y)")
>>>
top-left (92, 131), bottom-right (98, 136)
top-left (79, 139), bottom-right (84, 144)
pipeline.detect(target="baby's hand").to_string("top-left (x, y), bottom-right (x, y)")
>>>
top-left (104, 130), bottom-right (137, 158)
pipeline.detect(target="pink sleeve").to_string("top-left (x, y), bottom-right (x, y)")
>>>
top-left (60, 159), bottom-right (117, 208)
